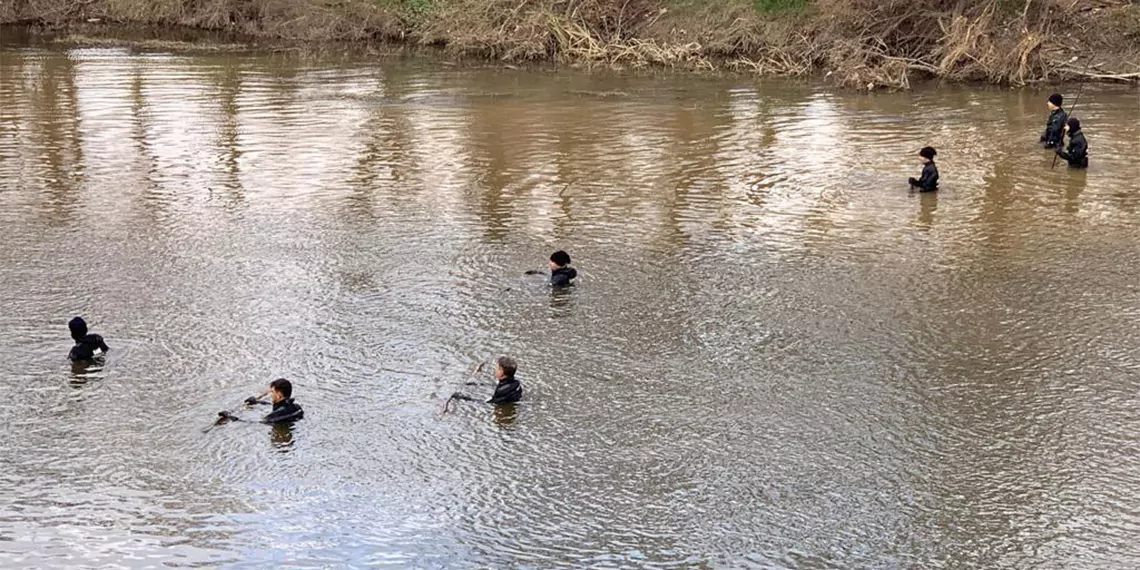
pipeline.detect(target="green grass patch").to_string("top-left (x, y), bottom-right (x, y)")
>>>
top-left (752, 0), bottom-right (808, 13)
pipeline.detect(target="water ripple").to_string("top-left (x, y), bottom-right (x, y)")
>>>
top-left (2, 42), bottom-right (1140, 569)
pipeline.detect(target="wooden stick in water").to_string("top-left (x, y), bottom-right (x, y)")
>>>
top-left (439, 361), bottom-right (486, 417)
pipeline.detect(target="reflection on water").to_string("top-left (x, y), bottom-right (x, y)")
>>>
top-left (2, 36), bottom-right (1140, 569)
top-left (270, 423), bottom-right (295, 451)
top-left (68, 358), bottom-right (106, 385)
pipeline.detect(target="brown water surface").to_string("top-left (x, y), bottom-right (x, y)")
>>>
top-left (2, 36), bottom-right (1140, 569)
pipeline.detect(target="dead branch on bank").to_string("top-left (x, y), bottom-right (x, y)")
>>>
top-left (5, 0), bottom-right (1139, 88)
top-left (548, 15), bottom-right (711, 69)
top-left (1060, 67), bottom-right (1140, 81)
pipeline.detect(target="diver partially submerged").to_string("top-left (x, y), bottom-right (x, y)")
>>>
top-left (68, 316), bottom-right (110, 362)
top-left (1055, 117), bottom-right (1089, 169)
top-left (241, 378), bottom-right (305, 424)
top-left (908, 147), bottom-right (939, 193)
top-left (525, 251), bottom-right (578, 287)
top-left (1040, 93), bottom-right (1069, 149)
top-left (449, 356), bottom-right (523, 406)
top-left (548, 250), bottom-right (577, 288)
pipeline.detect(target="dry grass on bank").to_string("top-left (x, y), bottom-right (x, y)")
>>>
top-left (422, 0), bottom-right (1140, 87)
top-left (2, 0), bottom-right (402, 41)
top-left (4, 0), bottom-right (1140, 88)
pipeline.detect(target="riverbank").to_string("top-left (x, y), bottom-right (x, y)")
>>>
top-left (4, 0), bottom-right (1140, 88)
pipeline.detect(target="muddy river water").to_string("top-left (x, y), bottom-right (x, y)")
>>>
top-left (2, 35), bottom-right (1140, 568)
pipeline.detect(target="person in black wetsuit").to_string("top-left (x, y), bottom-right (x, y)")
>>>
top-left (451, 356), bottom-right (523, 405)
top-left (549, 250), bottom-right (577, 288)
top-left (1040, 93), bottom-right (1068, 149)
top-left (1055, 117), bottom-right (1089, 169)
top-left (245, 378), bottom-right (304, 424)
top-left (908, 147), bottom-right (939, 192)
top-left (68, 317), bottom-right (109, 362)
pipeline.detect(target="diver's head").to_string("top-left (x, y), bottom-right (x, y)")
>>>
top-left (68, 317), bottom-right (88, 341)
top-left (269, 378), bottom-right (293, 404)
top-left (495, 356), bottom-right (517, 381)
top-left (919, 146), bottom-right (937, 164)
top-left (549, 250), bottom-right (571, 271)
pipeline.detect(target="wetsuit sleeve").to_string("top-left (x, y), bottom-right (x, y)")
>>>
top-left (486, 380), bottom-right (521, 404)
top-left (1044, 112), bottom-right (1066, 146)
top-left (924, 165), bottom-right (939, 191)
top-left (486, 385), bottom-right (510, 404)
top-left (915, 164), bottom-right (937, 191)
top-left (551, 268), bottom-right (577, 287)
top-left (1042, 114), bottom-right (1057, 143)
top-left (96, 335), bottom-right (110, 353)
top-left (262, 403), bottom-right (303, 423)
top-left (1071, 136), bottom-right (1087, 162)
top-left (1057, 140), bottom-right (1075, 163)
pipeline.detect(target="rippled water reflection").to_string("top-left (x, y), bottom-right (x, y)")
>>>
top-left (3, 36), bottom-right (1140, 568)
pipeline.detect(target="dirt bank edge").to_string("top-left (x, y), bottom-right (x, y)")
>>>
top-left (3, 0), bottom-right (1139, 89)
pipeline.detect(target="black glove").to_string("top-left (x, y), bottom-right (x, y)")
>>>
top-left (908, 177), bottom-right (918, 186)
top-left (244, 397), bottom-right (261, 406)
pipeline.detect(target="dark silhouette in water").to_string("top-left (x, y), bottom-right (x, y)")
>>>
top-left (68, 317), bottom-right (109, 362)
top-left (212, 378), bottom-right (305, 430)
top-left (524, 250), bottom-right (578, 287)
top-left (1056, 117), bottom-right (1089, 169)
top-left (549, 250), bottom-right (577, 287)
top-left (446, 356), bottom-right (523, 411)
top-left (908, 147), bottom-right (939, 193)
top-left (1040, 93), bottom-right (1068, 149)
top-left (245, 378), bottom-right (305, 424)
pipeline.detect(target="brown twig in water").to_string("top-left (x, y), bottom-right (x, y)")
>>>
top-left (439, 361), bottom-right (486, 417)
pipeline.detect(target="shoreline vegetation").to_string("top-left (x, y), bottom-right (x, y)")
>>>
top-left (3, 0), bottom-right (1140, 89)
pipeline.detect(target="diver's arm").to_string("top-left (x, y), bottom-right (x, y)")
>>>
top-left (1071, 136), bottom-right (1087, 158)
top-left (245, 392), bottom-right (271, 406)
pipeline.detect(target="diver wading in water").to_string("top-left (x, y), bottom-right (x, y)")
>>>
top-left (68, 317), bottom-right (110, 362)
top-left (212, 378), bottom-right (304, 428)
top-left (443, 356), bottom-right (523, 414)
top-left (908, 147), bottom-right (939, 192)
top-left (1040, 93), bottom-right (1068, 150)
top-left (525, 250), bottom-right (578, 287)
top-left (244, 378), bottom-right (305, 423)
top-left (1055, 117), bottom-right (1089, 169)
